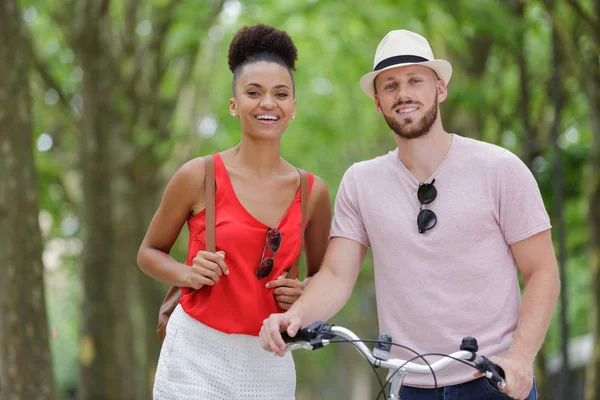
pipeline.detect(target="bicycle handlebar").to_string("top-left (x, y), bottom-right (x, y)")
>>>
top-left (282, 321), bottom-right (506, 390)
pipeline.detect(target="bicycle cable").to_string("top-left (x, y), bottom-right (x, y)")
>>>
top-left (320, 339), bottom-right (488, 399)
top-left (326, 339), bottom-right (387, 393)
top-left (325, 338), bottom-right (437, 400)
top-left (379, 350), bottom-right (491, 400)
top-left (375, 342), bottom-right (440, 400)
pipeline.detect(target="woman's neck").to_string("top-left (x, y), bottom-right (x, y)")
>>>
top-left (225, 137), bottom-right (284, 179)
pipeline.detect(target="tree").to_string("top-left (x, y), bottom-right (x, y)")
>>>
top-left (72, 0), bottom-right (125, 397)
top-left (28, 0), bottom-right (226, 397)
top-left (555, 1), bottom-right (600, 398)
top-left (546, 1), bottom-right (569, 398)
top-left (0, 0), bottom-right (56, 398)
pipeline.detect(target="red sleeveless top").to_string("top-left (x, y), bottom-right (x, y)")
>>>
top-left (179, 153), bottom-right (314, 336)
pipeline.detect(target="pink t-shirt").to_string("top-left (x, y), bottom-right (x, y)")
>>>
top-left (330, 134), bottom-right (551, 387)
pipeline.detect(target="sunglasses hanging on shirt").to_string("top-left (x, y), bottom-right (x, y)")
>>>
top-left (417, 179), bottom-right (437, 234)
top-left (256, 228), bottom-right (282, 279)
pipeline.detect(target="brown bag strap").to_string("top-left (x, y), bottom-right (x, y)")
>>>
top-left (204, 155), bottom-right (216, 252)
top-left (286, 169), bottom-right (308, 279)
top-left (157, 154), bottom-right (216, 341)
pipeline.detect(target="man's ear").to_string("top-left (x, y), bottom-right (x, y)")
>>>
top-left (437, 79), bottom-right (448, 103)
top-left (375, 96), bottom-right (383, 115)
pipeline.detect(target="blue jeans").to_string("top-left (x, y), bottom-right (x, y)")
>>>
top-left (397, 377), bottom-right (537, 400)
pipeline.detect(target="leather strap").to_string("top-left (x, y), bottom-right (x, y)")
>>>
top-left (286, 169), bottom-right (308, 279)
top-left (204, 155), bottom-right (216, 252)
top-left (156, 154), bottom-right (217, 341)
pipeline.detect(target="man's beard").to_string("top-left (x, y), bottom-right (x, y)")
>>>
top-left (382, 93), bottom-right (438, 140)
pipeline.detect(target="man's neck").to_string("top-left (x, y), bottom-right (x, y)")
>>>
top-left (395, 127), bottom-right (453, 183)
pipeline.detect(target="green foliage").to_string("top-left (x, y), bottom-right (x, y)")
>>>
top-left (16, 0), bottom-right (595, 397)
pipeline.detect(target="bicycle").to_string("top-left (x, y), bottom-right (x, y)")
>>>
top-left (282, 320), bottom-right (507, 400)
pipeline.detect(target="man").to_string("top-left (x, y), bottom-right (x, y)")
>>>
top-left (260, 30), bottom-right (560, 400)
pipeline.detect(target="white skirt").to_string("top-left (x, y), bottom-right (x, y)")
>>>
top-left (153, 304), bottom-right (296, 400)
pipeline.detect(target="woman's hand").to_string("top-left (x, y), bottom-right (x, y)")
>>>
top-left (266, 273), bottom-right (304, 310)
top-left (185, 251), bottom-right (228, 289)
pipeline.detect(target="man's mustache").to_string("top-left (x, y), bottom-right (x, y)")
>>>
top-left (392, 100), bottom-right (423, 109)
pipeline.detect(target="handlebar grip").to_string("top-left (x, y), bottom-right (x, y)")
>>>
top-left (281, 331), bottom-right (290, 343)
top-left (281, 328), bottom-right (311, 343)
top-left (281, 331), bottom-right (297, 343)
top-left (281, 321), bottom-right (332, 344)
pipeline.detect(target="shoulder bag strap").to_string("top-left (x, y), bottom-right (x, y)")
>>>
top-left (204, 155), bottom-right (216, 252)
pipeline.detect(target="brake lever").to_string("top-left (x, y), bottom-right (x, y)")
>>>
top-left (285, 343), bottom-right (315, 352)
top-left (475, 355), bottom-right (507, 389)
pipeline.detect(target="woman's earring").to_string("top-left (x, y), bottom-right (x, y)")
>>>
top-left (292, 114), bottom-right (295, 120)
top-left (230, 111), bottom-right (237, 117)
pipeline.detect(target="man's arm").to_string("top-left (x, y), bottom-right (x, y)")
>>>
top-left (260, 237), bottom-right (367, 356)
top-left (494, 229), bottom-right (560, 399)
top-left (510, 229), bottom-right (560, 363)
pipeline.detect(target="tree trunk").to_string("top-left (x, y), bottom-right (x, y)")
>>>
top-left (583, 2), bottom-right (600, 399)
top-left (73, 1), bottom-right (136, 398)
top-left (135, 169), bottom-right (168, 397)
top-left (111, 165), bottom-right (139, 399)
top-left (545, 2), bottom-right (570, 398)
top-left (111, 160), bottom-right (162, 399)
top-left (585, 62), bottom-right (600, 400)
top-left (0, 1), bottom-right (56, 398)
top-left (513, 1), bottom-right (539, 169)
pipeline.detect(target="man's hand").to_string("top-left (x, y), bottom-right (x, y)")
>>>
top-left (474, 354), bottom-right (533, 399)
top-left (259, 312), bottom-right (303, 357)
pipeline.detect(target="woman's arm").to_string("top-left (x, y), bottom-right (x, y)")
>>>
top-left (136, 158), bottom-right (205, 286)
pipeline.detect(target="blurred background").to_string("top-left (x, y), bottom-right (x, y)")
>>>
top-left (0, 0), bottom-right (598, 399)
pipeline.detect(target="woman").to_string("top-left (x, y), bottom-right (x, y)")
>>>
top-left (137, 24), bottom-right (331, 399)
